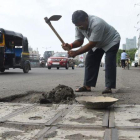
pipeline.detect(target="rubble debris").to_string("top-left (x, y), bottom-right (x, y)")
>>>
top-left (41, 84), bottom-right (75, 104)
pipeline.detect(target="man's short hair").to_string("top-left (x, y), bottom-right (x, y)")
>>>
top-left (72, 10), bottom-right (88, 24)
top-left (123, 50), bottom-right (125, 52)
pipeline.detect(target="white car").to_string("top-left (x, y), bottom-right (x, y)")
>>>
top-left (131, 61), bottom-right (135, 67)
top-left (131, 61), bottom-right (138, 67)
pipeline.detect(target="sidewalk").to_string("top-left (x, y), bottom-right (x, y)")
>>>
top-left (0, 102), bottom-right (139, 140)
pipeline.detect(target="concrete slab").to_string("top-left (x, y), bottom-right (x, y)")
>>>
top-left (8, 104), bottom-right (67, 124)
top-left (114, 105), bottom-right (140, 127)
top-left (1, 103), bottom-right (140, 139)
top-left (0, 102), bottom-right (30, 119)
top-left (0, 126), bottom-right (42, 140)
top-left (118, 129), bottom-right (140, 140)
top-left (44, 127), bottom-right (105, 140)
top-left (58, 105), bottom-right (106, 127)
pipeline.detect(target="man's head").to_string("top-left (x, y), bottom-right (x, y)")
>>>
top-left (123, 50), bottom-right (125, 52)
top-left (72, 10), bottom-right (89, 30)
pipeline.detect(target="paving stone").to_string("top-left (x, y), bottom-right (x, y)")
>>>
top-left (114, 105), bottom-right (140, 127)
top-left (0, 125), bottom-right (42, 140)
top-left (118, 129), bottom-right (140, 140)
top-left (0, 103), bottom-right (30, 119)
top-left (0, 103), bottom-right (140, 139)
top-left (58, 105), bottom-right (106, 127)
top-left (8, 104), bottom-right (67, 124)
top-left (44, 127), bottom-right (105, 140)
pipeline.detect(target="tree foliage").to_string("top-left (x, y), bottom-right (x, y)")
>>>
top-left (117, 48), bottom-right (137, 65)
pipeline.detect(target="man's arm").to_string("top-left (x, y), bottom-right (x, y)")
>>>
top-left (68, 41), bottom-right (97, 57)
top-left (62, 40), bottom-right (84, 51)
top-left (76, 41), bottom-right (97, 55)
top-left (71, 40), bottom-right (84, 48)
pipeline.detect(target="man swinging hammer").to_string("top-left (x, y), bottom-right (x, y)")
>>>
top-left (62, 10), bottom-right (120, 94)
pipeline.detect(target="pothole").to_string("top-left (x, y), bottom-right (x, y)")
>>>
top-left (0, 85), bottom-right (76, 104)
top-left (0, 91), bottom-right (44, 104)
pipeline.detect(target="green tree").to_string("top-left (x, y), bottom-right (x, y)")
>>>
top-left (117, 49), bottom-right (122, 66)
top-left (126, 49), bottom-right (137, 62)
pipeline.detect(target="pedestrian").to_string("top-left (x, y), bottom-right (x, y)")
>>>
top-left (121, 50), bottom-right (127, 69)
top-left (62, 10), bottom-right (121, 94)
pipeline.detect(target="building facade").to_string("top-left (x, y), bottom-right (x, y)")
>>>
top-left (29, 47), bottom-right (40, 67)
top-left (122, 44), bottom-right (126, 50)
top-left (125, 36), bottom-right (137, 50)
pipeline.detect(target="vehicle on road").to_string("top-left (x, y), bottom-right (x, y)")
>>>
top-left (40, 57), bottom-right (46, 67)
top-left (125, 59), bottom-right (130, 70)
top-left (43, 51), bottom-right (54, 62)
top-left (47, 52), bottom-right (75, 70)
top-left (131, 61), bottom-right (136, 67)
top-left (134, 50), bottom-right (138, 67)
top-left (0, 28), bottom-right (31, 73)
top-left (78, 63), bottom-right (84, 67)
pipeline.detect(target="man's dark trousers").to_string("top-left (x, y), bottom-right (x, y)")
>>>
top-left (84, 43), bottom-right (120, 89)
top-left (121, 60), bottom-right (126, 68)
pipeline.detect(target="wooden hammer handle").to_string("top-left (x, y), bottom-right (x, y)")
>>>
top-left (48, 23), bottom-right (65, 44)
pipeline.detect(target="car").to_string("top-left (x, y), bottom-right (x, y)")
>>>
top-left (131, 61), bottom-right (138, 67)
top-left (78, 63), bottom-right (84, 67)
top-left (47, 52), bottom-right (75, 70)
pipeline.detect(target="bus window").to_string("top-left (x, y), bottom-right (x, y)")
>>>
top-left (0, 32), bottom-right (3, 43)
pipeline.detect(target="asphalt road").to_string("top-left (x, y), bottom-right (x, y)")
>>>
top-left (0, 66), bottom-right (140, 105)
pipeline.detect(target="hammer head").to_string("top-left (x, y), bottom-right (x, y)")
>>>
top-left (44, 15), bottom-right (62, 24)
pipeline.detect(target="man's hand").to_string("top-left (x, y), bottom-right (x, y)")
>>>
top-left (68, 50), bottom-right (78, 58)
top-left (61, 43), bottom-right (71, 51)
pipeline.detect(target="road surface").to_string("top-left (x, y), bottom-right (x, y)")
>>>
top-left (0, 66), bottom-right (140, 104)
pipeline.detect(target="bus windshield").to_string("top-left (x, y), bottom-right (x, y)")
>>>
top-left (0, 32), bottom-right (3, 43)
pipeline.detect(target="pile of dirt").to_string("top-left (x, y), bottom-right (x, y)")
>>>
top-left (40, 84), bottom-right (75, 104)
